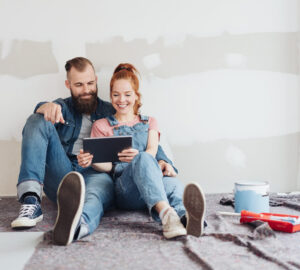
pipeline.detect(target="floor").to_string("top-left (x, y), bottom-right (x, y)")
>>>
top-left (2, 194), bottom-right (300, 270)
top-left (0, 232), bottom-right (44, 270)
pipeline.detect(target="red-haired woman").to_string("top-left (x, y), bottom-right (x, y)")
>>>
top-left (78, 63), bottom-right (206, 239)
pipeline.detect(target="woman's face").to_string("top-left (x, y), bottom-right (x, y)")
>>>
top-left (111, 79), bottom-right (138, 116)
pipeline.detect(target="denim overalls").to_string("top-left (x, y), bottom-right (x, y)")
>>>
top-left (106, 115), bottom-right (186, 222)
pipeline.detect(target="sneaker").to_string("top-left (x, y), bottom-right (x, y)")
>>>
top-left (53, 171), bottom-right (85, 245)
top-left (162, 207), bottom-right (187, 239)
top-left (11, 196), bottom-right (43, 229)
top-left (183, 182), bottom-right (206, 237)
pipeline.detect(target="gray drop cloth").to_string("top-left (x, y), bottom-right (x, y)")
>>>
top-left (220, 192), bottom-right (300, 209)
top-left (1, 194), bottom-right (300, 270)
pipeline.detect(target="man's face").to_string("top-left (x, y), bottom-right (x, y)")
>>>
top-left (65, 65), bottom-right (98, 114)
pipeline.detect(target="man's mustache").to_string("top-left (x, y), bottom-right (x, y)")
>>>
top-left (78, 91), bottom-right (97, 98)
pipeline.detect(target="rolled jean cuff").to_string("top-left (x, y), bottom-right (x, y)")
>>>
top-left (149, 199), bottom-right (167, 223)
top-left (17, 180), bottom-right (43, 202)
top-left (150, 206), bottom-right (161, 223)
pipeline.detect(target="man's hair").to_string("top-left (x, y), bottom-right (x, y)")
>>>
top-left (65, 57), bottom-right (95, 75)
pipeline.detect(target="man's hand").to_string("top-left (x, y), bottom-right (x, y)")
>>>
top-left (118, 148), bottom-right (139, 163)
top-left (158, 160), bottom-right (177, 177)
top-left (77, 149), bottom-right (93, 168)
top-left (36, 102), bottom-right (65, 124)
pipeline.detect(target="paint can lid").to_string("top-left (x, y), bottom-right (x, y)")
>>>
top-left (234, 181), bottom-right (269, 194)
top-left (235, 181), bottom-right (269, 187)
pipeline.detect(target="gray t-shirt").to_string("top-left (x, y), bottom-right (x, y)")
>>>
top-left (72, 114), bottom-right (92, 155)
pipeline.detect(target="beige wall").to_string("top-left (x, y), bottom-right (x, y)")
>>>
top-left (0, 0), bottom-right (299, 195)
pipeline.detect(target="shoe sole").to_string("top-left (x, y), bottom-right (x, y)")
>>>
top-left (183, 182), bottom-right (206, 237)
top-left (53, 172), bottom-right (85, 245)
top-left (11, 215), bottom-right (43, 229)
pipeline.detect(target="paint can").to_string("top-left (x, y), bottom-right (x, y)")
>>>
top-left (234, 181), bottom-right (269, 213)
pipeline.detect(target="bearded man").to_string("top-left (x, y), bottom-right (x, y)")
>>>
top-left (11, 57), bottom-right (176, 245)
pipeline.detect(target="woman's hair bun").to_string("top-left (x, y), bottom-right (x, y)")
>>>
top-left (113, 63), bottom-right (138, 75)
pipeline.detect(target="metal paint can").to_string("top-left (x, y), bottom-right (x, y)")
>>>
top-left (234, 181), bottom-right (269, 213)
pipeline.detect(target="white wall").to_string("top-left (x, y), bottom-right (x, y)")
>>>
top-left (0, 0), bottom-right (299, 195)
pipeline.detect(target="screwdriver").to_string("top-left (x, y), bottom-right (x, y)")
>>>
top-left (218, 210), bottom-right (300, 233)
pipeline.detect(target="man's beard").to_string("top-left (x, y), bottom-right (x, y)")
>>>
top-left (71, 85), bottom-right (98, 114)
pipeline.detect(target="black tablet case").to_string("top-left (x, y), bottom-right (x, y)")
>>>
top-left (83, 136), bottom-right (132, 163)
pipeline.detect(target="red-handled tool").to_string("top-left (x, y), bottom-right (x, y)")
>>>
top-left (218, 210), bottom-right (300, 233)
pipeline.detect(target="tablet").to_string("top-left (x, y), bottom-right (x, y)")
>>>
top-left (83, 136), bottom-right (132, 163)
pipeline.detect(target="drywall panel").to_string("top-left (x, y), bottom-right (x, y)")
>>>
top-left (173, 133), bottom-right (300, 193)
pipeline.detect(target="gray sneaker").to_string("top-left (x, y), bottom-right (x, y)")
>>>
top-left (183, 182), bottom-right (206, 237)
top-left (53, 172), bottom-right (85, 245)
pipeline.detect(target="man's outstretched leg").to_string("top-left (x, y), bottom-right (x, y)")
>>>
top-left (53, 169), bottom-right (114, 245)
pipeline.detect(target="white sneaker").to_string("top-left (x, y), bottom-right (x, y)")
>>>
top-left (183, 182), bottom-right (206, 237)
top-left (162, 208), bottom-right (187, 239)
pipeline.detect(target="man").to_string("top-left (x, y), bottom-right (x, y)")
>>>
top-left (11, 57), bottom-right (177, 245)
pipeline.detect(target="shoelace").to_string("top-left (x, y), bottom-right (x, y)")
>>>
top-left (19, 204), bottom-right (37, 217)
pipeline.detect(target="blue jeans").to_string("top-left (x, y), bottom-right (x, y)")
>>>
top-left (17, 114), bottom-right (114, 234)
top-left (115, 152), bottom-right (186, 222)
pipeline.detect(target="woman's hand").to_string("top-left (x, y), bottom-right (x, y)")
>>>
top-left (77, 149), bottom-right (93, 168)
top-left (118, 148), bottom-right (139, 163)
top-left (158, 160), bottom-right (177, 177)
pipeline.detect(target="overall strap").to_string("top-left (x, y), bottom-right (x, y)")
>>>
top-left (106, 115), bottom-right (119, 126)
top-left (139, 115), bottom-right (149, 123)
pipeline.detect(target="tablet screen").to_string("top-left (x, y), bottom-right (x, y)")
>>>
top-left (83, 136), bottom-right (132, 162)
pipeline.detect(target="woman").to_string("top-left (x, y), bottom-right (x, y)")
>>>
top-left (78, 63), bottom-right (206, 239)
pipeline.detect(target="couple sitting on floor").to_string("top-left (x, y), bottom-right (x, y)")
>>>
top-left (11, 57), bottom-right (206, 245)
